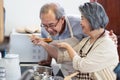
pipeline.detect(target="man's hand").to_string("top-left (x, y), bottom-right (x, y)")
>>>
top-left (29, 35), bottom-right (48, 47)
top-left (29, 35), bottom-right (42, 45)
top-left (38, 60), bottom-right (51, 67)
top-left (108, 30), bottom-right (118, 46)
top-left (38, 56), bottom-right (52, 67)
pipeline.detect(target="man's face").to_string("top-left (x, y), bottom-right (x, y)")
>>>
top-left (40, 10), bottom-right (64, 36)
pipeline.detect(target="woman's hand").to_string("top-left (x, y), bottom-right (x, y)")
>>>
top-left (52, 42), bottom-right (77, 59)
top-left (52, 42), bottom-right (70, 49)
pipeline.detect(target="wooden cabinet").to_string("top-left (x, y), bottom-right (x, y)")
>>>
top-left (0, 0), bottom-right (4, 44)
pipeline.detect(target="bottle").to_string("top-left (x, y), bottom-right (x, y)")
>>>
top-left (0, 52), bottom-right (2, 59)
top-left (0, 67), bottom-right (6, 80)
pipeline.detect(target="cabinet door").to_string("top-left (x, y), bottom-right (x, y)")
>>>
top-left (0, 0), bottom-right (4, 43)
top-left (91, 0), bottom-right (120, 59)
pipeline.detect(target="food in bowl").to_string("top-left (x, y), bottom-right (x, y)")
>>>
top-left (28, 35), bottom-right (52, 43)
top-left (43, 38), bottom-right (53, 43)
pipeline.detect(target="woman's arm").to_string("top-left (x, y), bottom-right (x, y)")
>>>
top-left (52, 42), bottom-right (77, 59)
top-left (54, 38), bottom-right (119, 73)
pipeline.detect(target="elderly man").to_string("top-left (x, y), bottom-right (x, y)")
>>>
top-left (31, 2), bottom-right (117, 77)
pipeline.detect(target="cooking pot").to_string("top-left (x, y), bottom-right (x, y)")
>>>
top-left (20, 65), bottom-right (64, 80)
top-left (34, 65), bottom-right (52, 75)
top-left (21, 65), bottom-right (53, 80)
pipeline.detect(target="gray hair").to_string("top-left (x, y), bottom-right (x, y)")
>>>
top-left (79, 2), bottom-right (109, 30)
top-left (40, 3), bottom-right (65, 20)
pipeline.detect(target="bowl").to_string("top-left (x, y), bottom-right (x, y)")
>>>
top-left (35, 66), bottom-right (53, 75)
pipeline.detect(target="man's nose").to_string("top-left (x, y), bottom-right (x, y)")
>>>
top-left (46, 28), bottom-right (53, 32)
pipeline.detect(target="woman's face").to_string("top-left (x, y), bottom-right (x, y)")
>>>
top-left (80, 15), bottom-right (91, 35)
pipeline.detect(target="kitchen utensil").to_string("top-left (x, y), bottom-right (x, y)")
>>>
top-left (64, 72), bottom-right (79, 80)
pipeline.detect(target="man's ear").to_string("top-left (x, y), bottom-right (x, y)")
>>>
top-left (61, 16), bottom-right (65, 20)
top-left (60, 16), bottom-right (65, 24)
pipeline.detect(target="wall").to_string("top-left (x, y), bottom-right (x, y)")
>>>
top-left (4, 0), bottom-right (89, 36)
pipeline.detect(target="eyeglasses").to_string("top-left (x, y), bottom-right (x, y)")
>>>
top-left (41, 20), bottom-right (59, 29)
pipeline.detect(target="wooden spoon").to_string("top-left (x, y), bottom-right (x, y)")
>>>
top-left (28, 34), bottom-right (52, 43)
top-left (64, 72), bottom-right (79, 80)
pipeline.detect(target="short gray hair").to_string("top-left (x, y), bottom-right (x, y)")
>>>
top-left (40, 3), bottom-right (65, 20)
top-left (79, 2), bottom-right (109, 30)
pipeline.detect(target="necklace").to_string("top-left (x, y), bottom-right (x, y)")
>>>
top-left (79, 30), bottom-right (105, 57)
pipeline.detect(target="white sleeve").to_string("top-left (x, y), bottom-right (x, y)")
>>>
top-left (73, 38), bottom-right (119, 73)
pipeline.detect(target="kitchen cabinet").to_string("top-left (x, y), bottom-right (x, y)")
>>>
top-left (0, 0), bottom-right (4, 43)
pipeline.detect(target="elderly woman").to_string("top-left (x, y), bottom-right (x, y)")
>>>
top-left (53, 2), bottom-right (119, 80)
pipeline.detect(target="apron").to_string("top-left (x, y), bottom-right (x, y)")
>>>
top-left (52, 16), bottom-right (80, 77)
top-left (70, 34), bottom-right (117, 80)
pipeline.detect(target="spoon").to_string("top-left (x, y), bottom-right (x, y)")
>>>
top-left (64, 72), bottom-right (79, 80)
